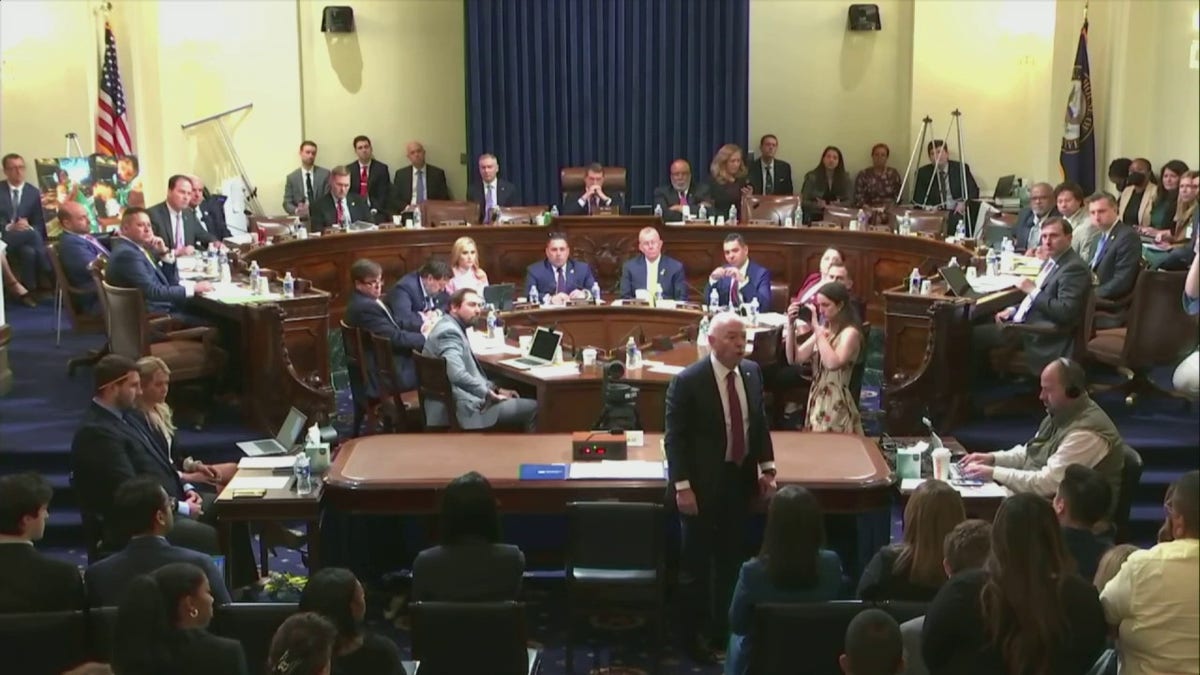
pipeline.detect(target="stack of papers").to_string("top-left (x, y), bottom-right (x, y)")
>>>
top-left (648, 364), bottom-right (685, 375)
top-left (900, 478), bottom-right (1009, 498)
top-left (968, 275), bottom-right (1021, 294)
top-left (527, 364), bottom-right (581, 378)
top-left (203, 282), bottom-right (282, 304)
top-left (755, 312), bottom-right (788, 328)
top-left (225, 475), bottom-right (291, 490)
top-left (238, 456), bottom-right (298, 470)
top-left (472, 340), bottom-right (522, 356)
top-left (568, 460), bottom-right (666, 480)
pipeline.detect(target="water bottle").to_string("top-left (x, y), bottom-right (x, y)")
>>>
top-left (294, 453), bottom-right (312, 496)
top-left (709, 287), bottom-right (720, 311)
top-left (541, 293), bottom-right (551, 306)
top-left (698, 203), bottom-right (708, 221)
top-left (901, 210), bottom-right (912, 236)
top-left (655, 287), bottom-right (664, 307)
top-left (591, 281), bottom-right (602, 305)
top-left (625, 336), bottom-right (642, 370)
top-left (855, 208), bottom-right (868, 231)
top-left (749, 297), bottom-right (760, 322)
top-left (728, 204), bottom-right (738, 225)
top-left (653, 203), bottom-right (663, 219)
top-left (413, 208), bottom-right (423, 229)
top-left (486, 307), bottom-right (498, 339)
top-left (528, 285), bottom-right (539, 305)
top-left (249, 261), bottom-right (261, 295)
top-left (697, 314), bottom-right (710, 356)
top-left (550, 204), bottom-right (560, 218)
top-left (1000, 237), bottom-right (1015, 273)
top-left (282, 271), bottom-right (295, 298)
top-left (955, 220), bottom-right (967, 241)
top-left (206, 245), bottom-right (219, 278)
top-left (908, 267), bottom-right (922, 294)
top-left (218, 248), bottom-right (231, 283)
top-left (987, 247), bottom-right (1001, 276)
top-left (948, 257), bottom-right (960, 268)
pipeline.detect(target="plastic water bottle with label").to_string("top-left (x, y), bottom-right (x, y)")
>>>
top-left (728, 204), bottom-right (738, 225)
top-left (282, 271), bottom-right (295, 298)
top-left (528, 285), bottom-right (539, 305)
top-left (954, 220), bottom-right (967, 242)
top-left (294, 453), bottom-right (312, 496)
top-left (855, 208), bottom-right (868, 231)
top-left (625, 336), bottom-right (642, 370)
top-left (550, 205), bottom-right (560, 218)
top-left (1000, 237), bottom-right (1015, 273)
top-left (698, 203), bottom-right (708, 222)
top-left (900, 211), bottom-right (912, 236)
top-left (249, 261), bottom-right (261, 295)
top-left (412, 208), bottom-right (423, 229)
top-left (709, 287), bottom-right (720, 312)
top-left (653, 203), bottom-right (663, 219)
top-left (987, 247), bottom-right (1001, 276)
top-left (486, 308), bottom-right (499, 339)
top-left (697, 314), bottom-right (710, 356)
top-left (218, 248), bottom-right (231, 283)
top-left (592, 282), bottom-right (602, 305)
top-left (749, 297), bottom-right (760, 322)
top-left (655, 287), bottom-right (664, 307)
top-left (908, 267), bottom-right (922, 294)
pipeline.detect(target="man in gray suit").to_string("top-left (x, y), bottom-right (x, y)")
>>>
top-left (423, 288), bottom-right (538, 431)
top-left (283, 140), bottom-right (331, 217)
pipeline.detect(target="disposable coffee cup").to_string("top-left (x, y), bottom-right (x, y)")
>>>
top-left (582, 348), bottom-right (598, 366)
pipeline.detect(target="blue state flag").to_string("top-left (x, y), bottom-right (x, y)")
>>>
top-left (1060, 19), bottom-right (1096, 194)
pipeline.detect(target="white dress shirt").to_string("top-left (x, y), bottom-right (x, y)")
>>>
top-left (989, 431), bottom-right (1110, 496)
top-left (709, 353), bottom-right (750, 463)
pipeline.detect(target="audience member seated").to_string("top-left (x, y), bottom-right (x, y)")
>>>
top-left (147, 175), bottom-right (215, 255)
top-left (413, 471), bottom-right (524, 602)
top-left (841, 609), bottom-right (904, 675)
top-left (423, 288), bottom-right (539, 431)
top-left (652, 159), bottom-right (712, 222)
top-left (961, 359), bottom-right (1127, 510)
top-left (345, 259), bottom-right (426, 394)
top-left (800, 146), bottom-right (853, 222)
top-left (854, 143), bottom-right (904, 208)
top-left (708, 143), bottom-right (752, 217)
top-left (466, 153), bottom-right (519, 224)
top-left (1054, 464), bottom-right (1114, 581)
top-left (724, 486), bottom-right (843, 675)
top-left (786, 281), bottom-right (863, 434)
top-left (112, 562), bottom-right (248, 675)
top-left (389, 140), bottom-right (450, 215)
top-left (1174, 243), bottom-right (1199, 398)
top-left (1092, 544), bottom-right (1138, 592)
top-left (71, 355), bottom-right (220, 556)
top-left (921, 493), bottom-right (1107, 675)
top-left (858, 480), bottom-right (965, 602)
top-left (1145, 161), bottom-right (1188, 236)
top-left (2, 255), bottom-right (35, 307)
top-left (1, 152), bottom-right (52, 294)
top-left (1117, 158), bottom-right (1158, 229)
top-left (619, 226), bottom-right (688, 301)
top-left (899, 519), bottom-right (993, 675)
top-left (446, 236), bottom-right (490, 294)
top-left (703, 233), bottom-right (771, 310)
top-left (561, 162), bottom-right (624, 215)
top-left (388, 258), bottom-right (451, 332)
top-left (1161, 170), bottom-right (1199, 246)
top-left (748, 134), bottom-right (794, 196)
top-left (310, 166), bottom-right (369, 232)
top-left (524, 231), bottom-right (597, 304)
top-left (972, 217), bottom-right (1089, 378)
top-left (793, 247), bottom-right (843, 305)
top-left (347, 135), bottom-right (391, 215)
top-left (0, 472), bottom-right (84, 613)
top-left (85, 476), bottom-right (231, 607)
top-left (1012, 182), bottom-right (1057, 253)
top-left (299, 567), bottom-right (403, 675)
top-left (1054, 182), bottom-right (1098, 261)
top-left (912, 140), bottom-right (979, 231)
top-left (283, 140), bottom-right (330, 217)
top-left (267, 612), bottom-right (338, 675)
top-left (1087, 192), bottom-right (1141, 328)
top-left (57, 200), bottom-right (110, 315)
top-left (107, 206), bottom-right (214, 317)
top-left (186, 175), bottom-right (230, 241)
top-left (1108, 158), bottom-right (1132, 194)
top-left (1101, 471), bottom-right (1199, 675)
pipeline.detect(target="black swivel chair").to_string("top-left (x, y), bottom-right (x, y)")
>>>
top-left (750, 601), bottom-right (869, 675)
top-left (87, 605), bottom-right (119, 662)
top-left (212, 602), bottom-right (299, 674)
top-left (409, 601), bottom-right (539, 675)
top-left (1114, 446), bottom-right (1144, 544)
top-left (0, 610), bottom-right (90, 675)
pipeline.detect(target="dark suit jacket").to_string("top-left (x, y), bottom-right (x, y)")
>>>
top-left (309, 193), bottom-right (370, 233)
top-left (466, 178), bottom-right (520, 221)
top-left (71, 401), bottom-right (186, 531)
top-left (703, 261), bottom-right (772, 310)
top-left (912, 161), bottom-right (980, 208)
top-left (524, 258), bottom-right (597, 297)
top-left (651, 182), bottom-right (712, 222)
top-left (1012, 207), bottom-right (1059, 253)
top-left (345, 290), bottom-right (424, 394)
top-left (172, 629), bottom-right (249, 675)
top-left (389, 164), bottom-right (451, 214)
top-left (411, 540), bottom-right (524, 602)
top-left (106, 237), bottom-right (186, 314)
top-left (347, 159), bottom-right (391, 212)
top-left (1008, 247), bottom-right (1091, 372)
top-left (0, 182), bottom-right (47, 237)
top-left (561, 190), bottom-right (626, 216)
top-left (664, 357), bottom-right (774, 506)
top-left (86, 536), bottom-right (230, 607)
top-left (57, 231), bottom-right (110, 314)
top-left (619, 254), bottom-right (689, 300)
top-left (387, 271), bottom-right (449, 331)
top-left (748, 159), bottom-right (795, 195)
top-left (147, 201), bottom-right (215, 250)
top-left (0, 543), bottom-right (84, 613)
top-left (709, 178), bottom-right (749, 217)
top-left (193, 195), bottom-right (230, 240)
top-left (1091, 222), bottom-right (1142, 301)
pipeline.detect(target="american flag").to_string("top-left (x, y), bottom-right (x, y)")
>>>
top-left (96, 21), bottom-right (133, 156)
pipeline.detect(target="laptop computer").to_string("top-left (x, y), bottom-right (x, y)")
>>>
top-left (992, 175), bottom-right (1016, 199)
top-left (939, 265), bottom-right (983, 300)
top-left (499, 327), bottom-right (563, 370)
top-left (236, 407), bottom-right (308, 457)
top-left (483, 283), bottom-right (516, 311)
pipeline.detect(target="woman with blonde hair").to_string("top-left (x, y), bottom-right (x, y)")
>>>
top-left (135, 356), bottom-right (235, 487)
top-left (708, 143), bottom-right (752, 217)
top-left (858, 479), bottom-right (966, 601)
top-left (1092, 543), bottom-right (1138, 592)
top-left (446, 236), bottom-right (489, 294)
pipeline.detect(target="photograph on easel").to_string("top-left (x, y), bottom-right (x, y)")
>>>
top-left (32, 154), bottom-right (142, 234)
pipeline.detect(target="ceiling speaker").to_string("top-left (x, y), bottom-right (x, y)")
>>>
top-left (321, 6), bottom-right (355, 33)
top-left (848, 4), bottom-right (882, 31)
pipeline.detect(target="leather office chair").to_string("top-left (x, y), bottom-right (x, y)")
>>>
top-left (750, 601), bottom-right (870, 675)
top-left (495, 205), bottom-right (549, 225)
top-left (411, 351), bottom-right (462, 432)
top-left (810, 220), bottom-right (846, 229)
top-left (888, 207), bottom-right (948, 236)
top-left (1113, 446), bottom-right (1143, 544)
top-left (0, 610), bottom-right (90, 675)
top-left (101, 281), bottom-right (226, 385)
top-left (981, 219), bottom-right (1015, 249)
top-left (410, 601), bottom-right (539, 675)
top-left (48, 243), bottom-right (106, 375)
top-left (743, 195), bottom-right (802, 225)
top-left (368, 331), bottom-right (422, 432)
top-left (421, 200), bottom-right (480, 227)
top-left (1093, 261), bottom-right (1144, 329)
top-left (1086, 270), bottom-right (1199, 404)
top-left (87, 605), bottom-right (119, 662)
top-left (769, 282), bottom-right (790, 313)
top-left (876, 600), bottom-right (929, 625)
top-left (750, 326), bottom-right (784, 369)
top-left (565, 501), bottom-right (666, 674)
top-left (250, 216), bottom-right (294, 238)
top-left (823, 204), bottom-right (859, 228)
top-left (212, 602), bottom-right (299, 674)
top-left (559, 166), bottom-right (628, 207)
top-left (339, 320), bottom-right (378, 437)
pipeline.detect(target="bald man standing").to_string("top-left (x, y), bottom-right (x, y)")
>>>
top-left (56, 201), bottom-right (109, 315)
top-left (389, 141), bottom-right (451, 216)
top-left (653, 159), bottom-right (712, 222)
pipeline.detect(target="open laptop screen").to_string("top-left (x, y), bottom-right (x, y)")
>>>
top-left (274, 408), bottom-right (308, 449)
top-left (528, 328), bottom-right (561, 361)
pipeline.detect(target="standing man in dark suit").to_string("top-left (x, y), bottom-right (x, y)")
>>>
top-left (309, 166), bottom-right (370, 232)
top-left (1012, 182), bottom-right (1057, 253)
top-left (619, 226), bottom-right (689, 300)
top-left (70, 355), bottom-right (220, 556)
top-left (185, 175), bottom-right (230, 241)
top-left (56, 201), bottom-right (109, 315)
top-left (0, 472), bottom-right (85, 613)
top-left (465, 153), bottom-right (520, 224)
top-left (652, 159), bottom-right (712, 222)
top-left (147, 175), bottom-right (215, 254)
top-left (389, 141), bottom-right (451, 217)
top-left (344, 259), bottom-right (431, 394)
top-left (1, 153), bottom-right (52, 293)
top-left (665, 312), bottom-right (776, 662)
top-left (703, 233), bottom-right (773, 310)
top-left (107, 207), bottom-right (213, 316)
top-left (747, 134), bottom-right (794, 195)
top-left (973, 217), bottom-right (1091, 378)
top-left (1085, 192), bottom-right (1142, 328)
top-left (283, 140), bottom-right (331, 217)
top-left (562, 163), bottom-right (626, 215)
top-left (912, 140), bottom-right (980, 231)
top-left (347, 135), bottom-right (391, 217)
top-left (387, 259), bottom-right (452, 332)
top-left (524, 232), bottom-right (597, 304)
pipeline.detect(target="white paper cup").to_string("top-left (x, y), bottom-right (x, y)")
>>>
top-left (582, 348), bottom-right (598, 366)
top-left (634, 289), bottom-right (650, 301)
top-left (392, 214), bottom-right (402, 225)
top-left (518, 335), bottom-right (533, 354)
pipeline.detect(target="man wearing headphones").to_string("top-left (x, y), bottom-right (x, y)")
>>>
top-left (960, 358), bottom-right (1127, 516)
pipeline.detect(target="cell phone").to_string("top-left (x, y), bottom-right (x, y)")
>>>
top-left (231, 488), bottom-right (267, 499)
top-left (798, 305), bottom-right (813, 324)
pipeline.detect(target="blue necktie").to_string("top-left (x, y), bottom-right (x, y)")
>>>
top-left (1091, 234), bottom-right (1108, 269)
top-left (416, 170), bottom-right (426, 203)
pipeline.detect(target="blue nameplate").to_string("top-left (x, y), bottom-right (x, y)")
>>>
top-left (519, 463), bottom-right (568, 480)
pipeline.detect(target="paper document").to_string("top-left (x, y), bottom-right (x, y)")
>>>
top-left (568, 460), bottom-right (666, 480)
top-left (648, 364), bottom-right (685, 375)
top-left (238, 456), bottom-right (298, 470)
top-left (225, 475), bottom-right (291, 490)
top-left (967, 275), bottom-right (1021, 294)
top-left (755, 312), bottom-right (788, 328)
top-left (527, 364), bottom-right (580, 378)
top-left (203, 282), bottom-right (282, 304)
top-left (900, 478), bottom-right (1009, 498)
top-left (472, 341), bottom-right (522, 356)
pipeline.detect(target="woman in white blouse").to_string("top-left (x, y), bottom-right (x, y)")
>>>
top-left (446, 236), bottom-right (490, 293)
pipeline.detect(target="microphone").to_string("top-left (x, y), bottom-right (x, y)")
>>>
top-left (921, 416), bottom-right (944, 451)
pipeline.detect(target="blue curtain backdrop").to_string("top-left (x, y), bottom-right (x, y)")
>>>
top-left (464, 0), bottom-right (749, 207)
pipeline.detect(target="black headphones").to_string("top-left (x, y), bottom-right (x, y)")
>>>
top-left (1057, 357), bottom-right (1086, 398)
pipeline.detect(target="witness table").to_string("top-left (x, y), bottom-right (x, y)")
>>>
top-left (214, 470), bottom-right (323, 589)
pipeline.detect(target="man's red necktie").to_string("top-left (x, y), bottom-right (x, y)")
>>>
top-left (679, 192), bottom-right (687, 206)
top-left (335, 199), bottom-right (345, 224)
top-left (726, 370), bottom-right (746, 465)
top-left (729, 275), bottom-right (740, 307)
top-left (359, 165), bottom-right (368, 197)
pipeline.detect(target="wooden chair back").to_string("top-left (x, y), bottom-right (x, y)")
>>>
top-left (412, 351), bottom-right (461, 431)
top-left (421, 200), bottom-right (480, 227)
top-left (100, 281), bottom-right (149, 359)
top-left (494, 206), bottom-right (548, 225)
top-left (889, 207), bottom-right (947, 235)
top-left (741, 195), bottom-right (801, 225)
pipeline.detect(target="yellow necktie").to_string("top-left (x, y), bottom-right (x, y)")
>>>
top-left (647, 261), bottom-right (658, 300)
